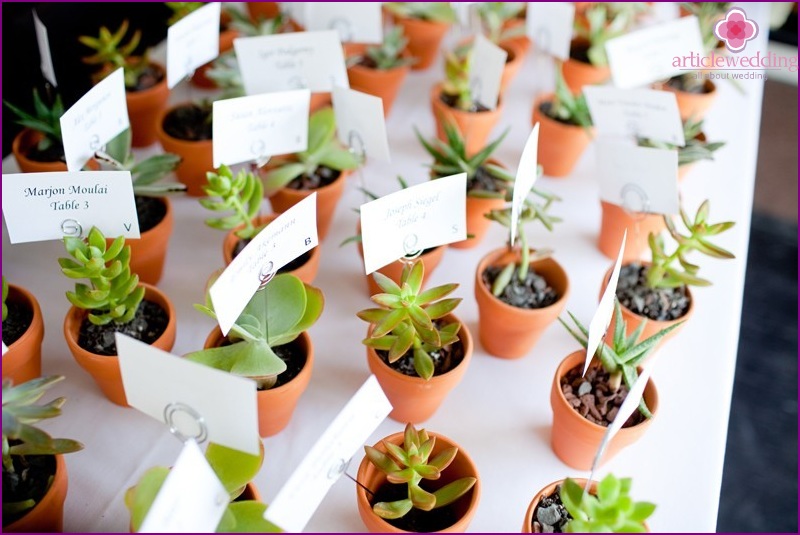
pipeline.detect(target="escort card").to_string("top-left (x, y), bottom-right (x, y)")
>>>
top-left (234, 30), bottom-right (349, 95)
top-left (606, 16), bottom-right (704, 89)
top-left (360, 173), bottom-right (467, 274)
top-left (33, 10), bottom-right (57, 87)
top-left (2, 171), bottom-right (139, 243)
top-left (596, 140), bottom-right (679, 216)
top-left (584, 87), bottom-right (684, 146)
top-left (331, 86), bottom-right (390, 163)
top-left (60, 68), bottom-right (129, 171)
top-left (510, 123), bottom-right (540, 246)
top-left (167, 2), bottom-right (221, 88)
top-left (305, 3), bottom-right (382, 43)
top-left (213, 90), bottom-right (310, 168)
top-left (264, 375), bottom-right (392, 532)
top-left (117, 334), bottom-right (260, 456)
top-left (526, 2), bottom-right (575, 60)
top-left (139, 439), bottom-right (229, 533)
top-left (471, 34), bottom-right (507, 110)
top-left (210, 194), bottom-right (318, 336)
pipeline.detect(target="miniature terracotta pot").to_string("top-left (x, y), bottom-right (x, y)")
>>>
top-left (522, 478), bottom-right (597, 533)
top-left (5, 454), bottom-right (68, 533)
top-left (63, 283), bottom-right (177, 406)
top-left (356, 431), bottom-right (480, 533)
top-left (11, 129), bottom-right (98, 173)
top-left (122, 197), bottom-right (174, 285)
top-left (155, 104), bottom-right (213, 197)
top-left (550, 350), bottom-right (658, 470)
top-left (366, 313), bottom-right (472, 423)
top-left (562, 39), bottom-right (611, 94)
top-left (203, 329), bottom-right (314, 437)
top-left (126, 62), bottom-right (169, 148)
top-left (532, 93), bottom-right (592, 178)
top-left (598, 201), bottom-right (666, 263)
top-left (190, 24), bottom-right (239, 89)
top-left (431, 83), bottom-right (503, 157)
top-left (393, 15), bottom-right (451, 70)
top-left (654, 79), bottom-right (718, 121)
top-left (2, 284), bottom-right (44, 385)
top-left (450, 195), bottom-right (506, 250)
top-left (475, 248), bottom-right (570, 359)
top-left (499, 41), bottom-right (524, 95)
top-left (344, 43), bottom-right (411, 117)
top-left (246, 2), bottom-right (280, 21)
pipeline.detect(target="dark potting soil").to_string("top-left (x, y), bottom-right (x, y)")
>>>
top-left (666, 74), bottom-right (712, 94)
top-left (270, 337), bottom-right (307, 388)
top-left (129, 64), bottom-right (164, 92)
top-left (616, 263), bottom-right (691, 321)
top-left (78, 300), bottom-right (169, 356)
top-left (2, 452), bottom-right (55, 527)
top-left (569, 41), bottom-right (591, 64)
top-left (232, 240), bottom-right (313, 273)
top-left (357, 56), bottom-right (379, 69)
top-left (561, 363), bottom-right (647, 427)
top-left (370, 480), bottom-right (466, 532)
top-left (466, 166), bottom-right (505, 194)
top-left (377, 321), bottom-right (464, 378)
top-left (439, 92), bottom-right (490, 113)
top-left (135, 196), bottom-right (167, 233)
top-left (2, 301), bottom-right (33, 346)
top-left (482, 265), bottom-right (558, 309)
top-left (531, 485), bottom-right (572, 533)
top-left (286, 166), bottom-right (340, 190)
top-left (163, 103), bottom-right (213, 141)
top-left (25, 142), bottom-right (65, 163)
top-left (540, 101), bottom-right (578, 127)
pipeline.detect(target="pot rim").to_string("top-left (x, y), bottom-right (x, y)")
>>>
top-left (4, 283), bottom-right (43, 352)
top-left (431, 82), bottom-right (504, 117)
top-left (156, 101), bottom-right (214, 146)
top-left (603, 261), bottom-right (694, 324)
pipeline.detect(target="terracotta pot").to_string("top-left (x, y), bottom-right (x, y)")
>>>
top-left (522, 478), bottom-right (597, 533)
top-left (2, 284), bottom-right (44, 385)
top-left (356, 430), bottom-right (480, 533)
top-left (498, 41), bottom-right (524, 95)
top-left (310, 92), bottom-right (332, 113)
top-left (598, 201), bottom-right (666, 262)
top-left (366, 313), bottom-right (472, 423)
top-left (562, 39), bottom-right (611, 94)
top-left (678, 162), bottom-right (695, 182)
top-left (393, 15), bottom-right (451, 70)
top-left (500, 18), bottom-right (531, 57)
top-left (63, 283), bottom-right (177, 406)
top-left (344, 43), bottom-right (411, 117)
top-left (11, 129), bottom-right (99, 173)
top-left (532, 93), bottom-right (592, 177)
top-left (126, 62), bottom-right (169, 148)
top-left (4, 454), bottom-right (68, 533)
top-left (654, 79), bottom-right (718, 122)
top-left (475, 248), bottom-right (570, 359)
top-left (550, 350), bottom-right (658, 470)
top-left (450, 195), bottom-right (505, 250)
top-left (190, 24), bottom-right (240, 89)
top-left (431, 83), bottom-right (503, 157)
top-left (246, 2), bottom-right (280, 21)
top-left (204, 329), bottom-right (313, 437)
top-left (122, 197), bottom-right (174, 285)
top-left (155, 103), bottom-right (213, 197)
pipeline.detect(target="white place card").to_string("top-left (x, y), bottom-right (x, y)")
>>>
top-left (117, 334), bottom-right (260, 456)
top-left (139, 439), bottom-right (229, 533)
top-left (606, 16), bottom-right (704, 89)
top-left (2, 171), bottom-right (139, 243)
top-left (471, 34), bottom-right (506, 110)
top-left (2, 342), bottom-right (8, 356)
top-left (213, 90), bottom-right (311, 168)
top-left (452, 2), bottom-right (478, 28)
top-left (264, 376), bottom-right (392, 532)
top-left (526, 2), bottom-right (575, 60)
top-left (234, 30), bottom-right (349, 95)
top-left (332, 86), bottom-right (390, 163)
top-left (510, 123), bottom-right (540, 246)
top-left (60, 68), bottom-right (129, 171)
top-left (167, 2), bottom-right (222, 88)
top-left (596, 140), bottom-right (679, 216)
top-left (584, 87), bottom-right (685, 146)
top-left (33, 10), bottom-right (57, 87)
top-left (210, 194), bottom-right (319, 336)
top-left (360, 173), bottom-right (467, 274)
top-left (305, 3), bottom-right (382, 43)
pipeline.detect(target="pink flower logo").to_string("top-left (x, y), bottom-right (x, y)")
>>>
top-left (714, 7), bottom-right (758, 53)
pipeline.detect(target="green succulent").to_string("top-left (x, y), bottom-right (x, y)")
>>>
top-left (547, 64), bottom-right (593, 129)
top-left (638, 118), bottom-right (725, 167)
top-left (477, 2), bottom-right (526, 44)
top-left (165, 2), bottom-right (205, 25)
top-left (79, 20), bottom-right (151, 89)
top-left (560, 474), bottom-right (655, 533)
top-left (3, 89), bottom-right (64, 153)
top-left (364, 423), bottom-right (476, 520)
top-left (347, 27), bottom-right (416, 70)
top-left (384, 2), bottom-right (456, 23)
top-left (441, 48), bottom-right (477, 111)
top-left (200, 164), bottom-right (264, 239)
top-left (99, 128), bottom-right (185, 196)
top-left (574, 3), bottom-right (647, 67)
top-left (225, 6), bottom-right (288, 36)
top-left (205, 52), bottom-right (245, 100)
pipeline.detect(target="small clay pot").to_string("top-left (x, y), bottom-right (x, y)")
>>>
top-left (392, 15), bottom-right (452, 70)
top-left (522, 478), bottom-right (596, 532)
top-left (654, 79), bottom-right (718, 122)
top-left (450, 195), bottom-right (505, 250)
top-left (532, 93), bottom-right (592, 178)
top-left (155, 103), bottom-right (213, 197)
top-left (122, 197), bottom-right (175, 285)
top-left (499, 40), bottom-right (524, 95)
top-left (126, 62), bottom-right (170, 148)
top-left (343, 43), bottom-right (411, 117)
top-left (2, 284), bottom-right (44, 385)
top-left (597, 201), bottom-right (666, 263)
top-left (11, 129), bottom-right (99, 173)
top-left (4, 454), bottom-right (68, 533)
top-left (562, 39), bottom-right (611, 94)
top-left (246, 2), bottom-right (280, 21)
top-left (431, 83), bottom-right (503, 157)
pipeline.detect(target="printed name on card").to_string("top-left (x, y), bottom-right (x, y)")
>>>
top-left (210, 194), bottom-right (319, 336)
top-left (33, 10), bottom-right (57, 87)
top-left (471, 35), bottom-right (507, 110)
top-left (234, 30), bottom-right (349, 96)
top-left (264, 375), bottom-right (392, 532)
top-left (117, 334), bottom-right (260, 455)
top-left (60, 68), bottom-right (130, 171)
top-left (331, 86), bottom-right (391, 163)
top-left (510, 123), bottom-right (540, 246)
top-left (525, 2), bottom-right (575, 60)
top-left (213, 90), bottom-right (310, 167)
top-left (360, 174), bottom-right (467, 274)
top-left (305, 2), bottom-right (382, 43)
top-left (2, 171), bottom-right (139, 244)
top-left (167, 2), bottom-right (221, 88)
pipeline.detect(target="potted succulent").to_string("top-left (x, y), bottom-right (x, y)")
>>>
top-left (416, 121), bottom-right (513, 248)
top-left (476, 2), bottom-right (529, 93)
top-left (187, 273), bottom-right (323, 436)
top-left (3, 376), bottom-right (84, 533)
top-left (2, 278), bottom-right (45, 385)
top-left (532, 64), bottom-right (594, 177)
top-left (5, 90), bottom-right (67, 173)
top-left (383, 3), bottom-right (457, 70)
top-left (357, 260), bottom-right (472, 423)
top-left (155, 98), bottom-right (214, 197)
top-left (80, 20), bottom-right (168, 147)
top-left (60, 227), bottom-right (177, 406)
top-left (356, 423), bottom-right (480, 533)
top-left (246, 1), bottom-right (281, 22)
top-left (637, 117), bottom-right (726, 181)
top-left (260, 107), bottom-right (362, 241)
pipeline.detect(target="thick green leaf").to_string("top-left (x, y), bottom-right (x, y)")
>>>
top-left (206, 442), bottom-right (263, 498)
top-left (365, 445), bottom-right (402, 474)
top-left (372, 271), bottom-right (402, 295)
top-left (224, 501), bottom-right (283, 532)
top-left (126, 466), bottom-right (170, 532)
top-left (263, 163), bottom-right (307, 192)
top-left (373, 499), bottom-right (413, 519)
top-left (424, 298), bottom-right (461, 320)
top-left (431, 477), bottom-right (476, 508)
top-left (410, 484), bottom-right (436, 510)
top-left (416, 283), bottom-right (458, 305)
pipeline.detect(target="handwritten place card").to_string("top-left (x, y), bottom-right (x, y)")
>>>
top-left (526, 2), bottom-right (575, 60)
top-left (584, 87), bottom-right (684, 146)
top-left (167, 2), bottom-right (221, 88)
top-left (210, 194), bottom-right (318, 336)
top-left (213, 90), bottom-right (310, 168)
top-left (117, 334), bottom-right (260, 456)
top-left (234, 30), bottom-right (349, 95)
top-left (305, 3), bottom-right (382, 43)
top-left (596, 140), bottom-right (679, 216)
top-left (2, 171), bottom-right (139, 243)
top-left (510, 123), bottom-right (540, 246)
top-left (60, 68), bottom-right (129, 171)
top-left (471, 34), bottom-right (506, 110)
top-left (332, 86), bottom-right (390, 163)
top-left (33, 10), bottom-right (57, 87)
top-left (264, 375), bottom-right (392, 532)
top-left (360, 173), bottom-right (467, 274)
top-left (606, 16), bottom-right (704, 89)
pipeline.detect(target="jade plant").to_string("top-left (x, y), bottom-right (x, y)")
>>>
top-left (346, 27), bottom-right (416, 70)
top-left (637, 118), bottom-right (725, 167)
top-left (384, 2), bottom-right (456, 23)
top-left (546, 64), bottom-right (593, 130)
top-left (476, 2), bottom-right (526, 44)
top-left (357, 261), bottom-right (462, 380)
top-left (558, 474), bottom-right (655, 532)
top-left (200, 164), bottom-right (264, 239)
top-left (364, 423), bottom-right (476, 520)
top-left (3, 376), bottom-right (84, 520)
top-left (79, 20), bottom-right (151, 88)
top-left (573, 3), bottom-right (647, 67)
top-left (3, 89), bottom-right (64, 156)
top-left (97, 128), bottom-right (184, 195)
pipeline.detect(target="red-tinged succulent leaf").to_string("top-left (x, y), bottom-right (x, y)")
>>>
top-left (418, 437), bottom-right (435, 461)
top-left (373, 308), bottom-right (407, 338)
top-left (428, 447), bottom-right (457, 471)
top-left (410, 484), bottom-right (436, 511)
top-left (414, 464), bottom-right (441, 480)
top-left (424, 298), bottom-right (462, 320)
top-left (388, 324), bottom-right (414, 361)
top-left (432, 477), bottom-right (476, 508)
top-left (416, 283), bottom-right (458, 305)
top-left (413, 347), bottom-right (435, 380)
top-left (372, 293), bottom-right (403, 308)
top-left (365, 445), bottom-right (402, 474)
top-left (386, 467), bottom-right (415, 484)
top-left (356, 308), bottom-right (389, 324)
top-left (373, 499), bottom-right (413, 520)
top-left (383, 441), bottom-right (409, 465)
top-left (404, 423), bottom-right (419, 450)
top-left (372, 271), bottom-right (402, 295)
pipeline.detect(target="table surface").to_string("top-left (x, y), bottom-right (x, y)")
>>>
top-left (2, 3), bottom-right (771, 532)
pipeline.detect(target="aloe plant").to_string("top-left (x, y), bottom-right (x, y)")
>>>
top-left (547, 64), bottom-right (593, 129)
top-left (200, 164), bottom-right (264, 239)
top-left (573, 3), bottom-right (647, 67)
top-left (346, 27), bottom-right (416, 70)
top-left (79, 20), bottom-right (151, 88)
top-left (477, 2), bottom-right (526, 44)
top-left (560, 474), bottom-right (655, 533)
top-left (638, 118), bottom-right (725, 167)
top-left (3, 89), bottom-right (64, 154)
top-left (384, 2), bottom-right (456, 23)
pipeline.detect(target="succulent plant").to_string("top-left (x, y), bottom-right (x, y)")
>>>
top-left (477, 2), bottom-right (526, 44)
top-left (205, 52), bottom-right (246, 100)
top-left (440, 47), bottom-right (478, 111)
top-left (638, 118), bottom-right (725, 167)
top-left (165, 2), bottom-right (205, 25)
top-left (547, 64), bottom-right (593, 129)
top-left (200, 164), bottom-right (264, 239)
top-left (346, 27), bottom-right (416, 70)
top-left (560, 474), bottom-right (655, 533)
top-left (384, 2), bottom-right (456, 23)
top-left (364, 423), bottom-right (476, 520)
top-left (3, 89), bottom-right (64, 154)
top-left (225, 6), bottom-right (288, 36)
top-left (79, 20), bottom-right (151, 88)
top-left (573, 3), bottom-right (647, 67)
